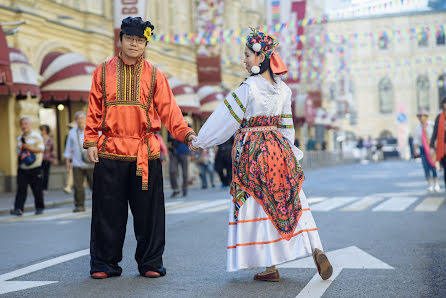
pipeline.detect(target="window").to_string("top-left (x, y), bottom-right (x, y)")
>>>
top-left (378, 77), bottom-right (393, 114)
top-left (438, 74), bottom-right (446, 108)
top-left (418, 28), bottom-right (428, 47)
top-left (437, 29), bottom-right (445, 45)
top-left (378, 35), bottom-right (388, 49)
top-left (416, 75), bottom-right (430, 111)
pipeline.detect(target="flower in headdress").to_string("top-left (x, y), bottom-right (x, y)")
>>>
top-left (144, 27), bottom-right (152, 41)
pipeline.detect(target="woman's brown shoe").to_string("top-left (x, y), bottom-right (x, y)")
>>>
top-left (312, 248), bottom-right (333, 280)
top-left (254, 270), bottom-right (280, 282)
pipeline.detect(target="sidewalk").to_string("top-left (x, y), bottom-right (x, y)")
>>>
top-left (0, 180), bottom-right (192, 216)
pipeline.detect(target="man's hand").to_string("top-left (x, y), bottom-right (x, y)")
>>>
top-left (188, 134), bottom-right (199, 152)
top-left (430, 148), bottom-right (436, 158)
top-left (88, 147), bottom-right (99, 163)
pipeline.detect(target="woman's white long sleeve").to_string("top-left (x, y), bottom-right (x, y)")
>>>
top-left (193, 83), bottom-right (250, 148)
top-left (278, 95), bottom-right (304, 160)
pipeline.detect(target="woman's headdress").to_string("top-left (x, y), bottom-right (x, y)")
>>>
top-left (246, 27), bottom-right (287, 75)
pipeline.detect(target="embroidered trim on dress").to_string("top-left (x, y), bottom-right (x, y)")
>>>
top-left (224, 99), bottom-right (242, 124)
top-left (231, 92), bottom-right (246, 112)
top-left (278, 124), bottom-right (293, 129)
top-left (101, 62), bottom-right (108, 131)
top-left (116, 57), bottom-right (143, 102)
top-left (101, 136), bottom-right (108, 152)
top-left (98, 152), bottom-right (160, 161)
top-left (106, 101), bottom-right (146, 109)
top-left (280, 114), bottom-right (292, 118)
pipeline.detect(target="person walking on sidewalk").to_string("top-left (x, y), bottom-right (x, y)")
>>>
top-left (83, 17), bottom-right (196, 279)
top-left (168, 131), bottom-right (191, 197)
top-left (430, 96), bottom-right (446, 191)
top-left (191, 27), bottom-right (332, 282)
top-left (414, 109), bottom-right (439, 192)
top-left (11, 117), bottom-right (45, 216)
top-left (63, 111), bottom-right (93, 212)
top-left (40, 124), bottom-right (57, 195)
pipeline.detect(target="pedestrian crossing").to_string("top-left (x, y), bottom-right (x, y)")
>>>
top-left (0, 191), bottom-right (444, 223)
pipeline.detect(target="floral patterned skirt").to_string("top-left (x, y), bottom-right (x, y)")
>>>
top-left (231, 116), bottom-right (304, 240)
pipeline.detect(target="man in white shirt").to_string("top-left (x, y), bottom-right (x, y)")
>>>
top-left (11, 117), bottom-right (45, 216)
top-left (63, 111), bottom-right (93, 212)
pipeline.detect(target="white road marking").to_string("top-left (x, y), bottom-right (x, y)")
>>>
top-left (199, 204), bottom-right (229, 213)
top-left (372, 197), bottom-right (418, 212)
top-left (307, 197), bottom-right (327, 204)
top-left (394, 181), bottom-right (429, 187)
top-left (0, 249), bottom-right (89, 295)
top-left (167, 199), bottom-right (227, 214)
top-left (278, 246), bottom-right (394, 298)
top-left (341, 196), bottom-right (386, 211)
top-left (310, 197), bottom-right (358, 211)
top-left (414, 197), bottom-right (445, 212)
top-left (296, 267), bottom-right (342, 298)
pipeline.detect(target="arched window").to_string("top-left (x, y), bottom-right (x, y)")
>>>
top-left (439, 74), bottom-right (446, 108)
top-left (416, 75), bottom-right (430, 111)
top-left (378, 77), bottom-right (393, 114)
top-left (418, 28), bottom-right (428, 47)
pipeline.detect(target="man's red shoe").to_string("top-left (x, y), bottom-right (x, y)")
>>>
top-left (91, 272), bottom-right (108, 279)
top-left (144, 271), bottom-right (161, 278)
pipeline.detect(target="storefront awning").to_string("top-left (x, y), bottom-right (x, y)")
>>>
top-left (168, 77), bottom-right (200, 114)
top-left (0, 26), bottom-right (12, 87)
top-left (198, 85), bottom-right (225, 117)
top-left (0, 47), bottom-right (40, 97)
top-left (40, 52), bottom-right (96, 103)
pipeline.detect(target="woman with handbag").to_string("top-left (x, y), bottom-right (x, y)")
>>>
top-left (63, 111), bottom-right (94, 212)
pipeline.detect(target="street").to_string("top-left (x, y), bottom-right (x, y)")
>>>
top-left (0, 160), bottom-right (445, 297)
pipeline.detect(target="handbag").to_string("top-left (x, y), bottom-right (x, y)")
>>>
top-left (18, 136), bottom-right (36, 166)
top-left (76, 129), bottom-right (94, 164)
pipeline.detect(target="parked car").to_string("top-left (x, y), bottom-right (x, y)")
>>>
top-left (378, 137), bottom-right (400, 159)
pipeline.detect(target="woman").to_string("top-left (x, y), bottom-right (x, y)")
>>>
top-left (192, 28), bottom-right (332, 281)
top-left (40, 124), bottom-right (57, 194)
top-left (414, 109), bottom-right (439, 192)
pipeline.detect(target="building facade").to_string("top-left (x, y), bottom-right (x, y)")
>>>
top-left (0, 0), bottom-right (267, 191)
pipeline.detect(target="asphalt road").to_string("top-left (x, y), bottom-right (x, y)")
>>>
top-left (0, 160), bottom-right (445, 297)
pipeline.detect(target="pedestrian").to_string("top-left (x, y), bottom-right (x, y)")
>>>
top-left (63, 121), bottom-right (77, 194)
top-left (197, 147), bottom-right (215, 189)
top-left (430, 97), bottom-right (446, 191)
top-left (83, 17), bottom-right (196, 279)
top-left (63, 111), bottom-right (93, 212)
top-left (10, 117), bottom-right (45, 216)
top-left (191, 27), bottom-right (332, 281)
top-left (408, 134), bottom-right (415, 159)
top-left (306, 135), bottom-right (315, 151)
top-left (215, 136), bottom-right (233, 188)
top-left (40, 124), bottom-right (57, 195)
top-left (414, 109), bottom-right (439, 192)
top-left (168, 132), bottom-right (191, 197)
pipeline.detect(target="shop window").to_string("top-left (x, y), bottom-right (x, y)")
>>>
top-left (418, 28), bottom-right (428, 47)
top-left (378, 35), bottom-right (388, 49)
top-left (438, 74), bottom-right (446, 108)
top-left (437, 29), bottom-right (445, 45)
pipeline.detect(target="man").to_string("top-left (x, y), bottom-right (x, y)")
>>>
top-left (11, 117), bottom-right (45, 216)
top-left (63, 111), bottom-right (93, 212)
top-left (430, 97), bottom-right (446, 190)
top-left (84, 17), bottom-right (196, 279)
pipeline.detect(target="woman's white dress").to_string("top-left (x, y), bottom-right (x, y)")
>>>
top-left (193, 75), bottom-right (323, 272)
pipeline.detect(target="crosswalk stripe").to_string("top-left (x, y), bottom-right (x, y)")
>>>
top-left (0, 208), bottom-right (73, 223)
top-left (199, 204), bottom-right (229, 213)
top-left (372, 197), bottom-right (418, 212)
top-left (310, 197), bottom-right (358, 211)
top-left (414, 197), bottom-right (445, 212)
top-left (167, 199), bottom-right (227, 214)
top-left (165, 200), bottom-right (206, 212)
top-left (307, 197), bottom-right (327, 204)
top-left (341, 196), bottom-right (386, 211)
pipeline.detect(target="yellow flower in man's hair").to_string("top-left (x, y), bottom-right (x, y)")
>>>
top-left (144, 27), bottom-right (152, 41)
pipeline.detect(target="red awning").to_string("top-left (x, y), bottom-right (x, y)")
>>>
top-left (168, 77), bottom-right (200, 114)
top-left (0, 26), bottom-right (12, 88)
top-left (0, 47), bottom-right (40, 97)
top-left (198, 85), bottom-right (226, 117)
top-left (40, 52), bottom-right (96, 103)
